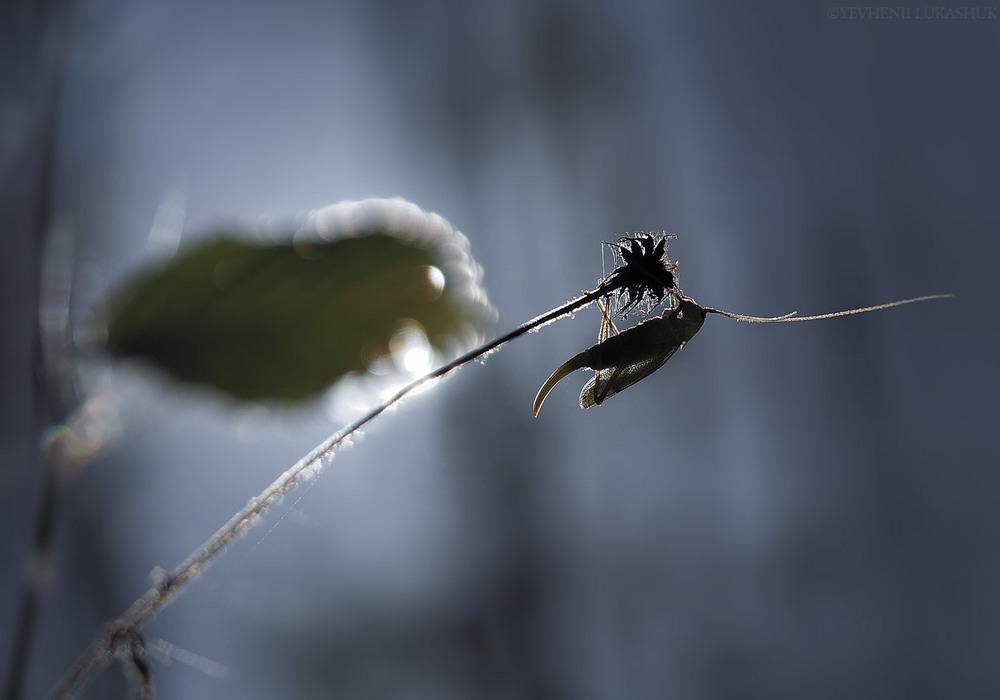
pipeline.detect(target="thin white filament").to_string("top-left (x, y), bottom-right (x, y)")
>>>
top-left (704, 294), bottom-right (953, 323)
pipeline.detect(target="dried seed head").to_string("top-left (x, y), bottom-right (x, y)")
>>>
top-left (601, 233), bottom-right (679, 315)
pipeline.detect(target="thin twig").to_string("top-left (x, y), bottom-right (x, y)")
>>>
top-left (703, 294), bottom-right (953, 322)
top-left (51, 282), bottom-right (616, 699)
top-left (5, 1), bottom-right (72, 699)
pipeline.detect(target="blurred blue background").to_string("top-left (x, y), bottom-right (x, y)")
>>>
top-left (2, 0), bottom-right (998, 698)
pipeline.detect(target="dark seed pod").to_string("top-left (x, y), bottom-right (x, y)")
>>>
top-left (600, 233), bottom-right (678, 314)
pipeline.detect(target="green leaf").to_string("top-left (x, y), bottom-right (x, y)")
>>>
top-left (106, 199), bottom-right (493, 402)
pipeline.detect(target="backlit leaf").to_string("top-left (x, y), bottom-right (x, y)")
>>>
top-left (106, 199), bottom-right (494, 402)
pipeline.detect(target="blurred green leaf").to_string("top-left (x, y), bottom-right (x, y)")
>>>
top-left (106, 200), bottom-right (493, 402)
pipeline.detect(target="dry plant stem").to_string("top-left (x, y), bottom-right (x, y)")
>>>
top-left (51, 283), bottom-right (615, 699)
top-left (704, 294), bottom-right (953, 323)
top-left (7, 3), bottom-right (71, 700)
